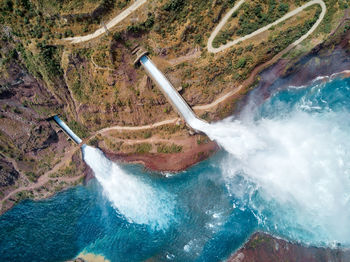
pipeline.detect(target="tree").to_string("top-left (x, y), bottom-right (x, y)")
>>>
top-left (235, 57), bottom-right (247, 69)
top-left (3, 0), bottom-right (13, 12)
top-left (278, 3), bottom-right (289, 15)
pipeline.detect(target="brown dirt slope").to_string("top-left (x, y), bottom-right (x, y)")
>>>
top-left (228, 232), bottom-right (350, 262)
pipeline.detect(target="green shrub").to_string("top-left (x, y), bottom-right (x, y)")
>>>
top-left (3, 0), bottom-right (14, 12)
top-left (72, 80), bottom-right (83, 100)
top-left (278, 3), bottom-right (289, 15)
top-left (245, 44), bottom-right (254, 52)
top-left (163, 0), bottom-right (185, 12)
top-left (64, 29), bottom-right (74, 38)
top-left (235, 57), bottom-right (247, 69)
top-left (68, 120), bottom-right (89, 138)
top-left (25, 171), bottom-right (39, 182)
top-left (157, 143), bottom-right (182, 153)
top-left (143, 131), bottom-right (152, 139)
top-left (88, 137), bottom-right (99, 147)
top-left (35, 44), bottom-right (63, 77)
top-left (12, 107), bottom-right (22, 114)
top-left (135, 143), bottom-right (152, 153)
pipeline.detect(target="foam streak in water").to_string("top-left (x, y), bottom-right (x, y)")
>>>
top-left (82, 145), bottom-right (174, 230)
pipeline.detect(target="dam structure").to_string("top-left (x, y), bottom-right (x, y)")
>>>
top-left (139, 55), bottom-right (209, 133)
top-left (53, 115), bottom-right (83, 144)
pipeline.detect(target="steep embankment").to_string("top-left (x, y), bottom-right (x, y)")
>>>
top-left (0, 32), bottom-right (85, 214)
top-left (242, 11), bottom-right (350, 106)
top-left (228, 232), bottom-right (350, 262)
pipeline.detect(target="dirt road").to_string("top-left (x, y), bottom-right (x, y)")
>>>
top-left (64, 0), bottom-right (148, 44)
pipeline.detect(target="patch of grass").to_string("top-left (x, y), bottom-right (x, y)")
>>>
top-left (14, 190), bottom-right (34, 203)
top-left (68, 120), bottom-right (89, 138)
top-left (135, 143), bottom-right (152, 153)
top-left (157, 143), bottom-right (182, 153)
top-left (248, 235), bottom-right (272, 249)
top-left (143, 131), bottom-right (152, 139)
top-left (235, 57), bottom-right (247, 69)
top-left (197, 136), bottom-right (209, 145)
top-left (25, 171), bottom-right (39, 182)
top-left (88, 137), bottom-right (99, 147)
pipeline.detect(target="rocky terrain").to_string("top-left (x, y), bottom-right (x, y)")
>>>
top-left (228, 232), bottom-right (350, 262)
top-left (0, 56), bottom-right (86, 211)
top-left (0, 35), bottom-right (85, 212)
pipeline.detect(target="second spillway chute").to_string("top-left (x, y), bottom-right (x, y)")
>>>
top-left (53, 115), bottom-right (83, 145)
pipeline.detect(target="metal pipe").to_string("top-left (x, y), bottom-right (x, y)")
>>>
top-left (53, 115), bottom-right (82, 144)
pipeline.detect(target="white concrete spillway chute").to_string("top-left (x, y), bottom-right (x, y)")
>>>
top-left (140, 56), bottom-right (209, 133)
top-left (53, 115), bottom-right (83, 144)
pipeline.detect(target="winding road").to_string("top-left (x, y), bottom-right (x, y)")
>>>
top-left (0, 91), bottom-right (231, 210)
top-left (64, 0), bottom-right (148, 44)
top-left (96, 118), bottom-right (179, 133)
top-left (207, 0), bottom-right (327, 53)
top-left (64, 0), bottom-right (327, 53)
top-left (0, 148), bottom-right (83, 211)
top-left (193, 86), bottom-right (242, 111)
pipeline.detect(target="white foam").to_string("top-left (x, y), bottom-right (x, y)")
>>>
top-left (82, 145), bottom-right (175, 230)
top-left (208, 109), bottom-right (350, 245)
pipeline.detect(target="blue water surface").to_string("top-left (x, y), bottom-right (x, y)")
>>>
top-left (0, 154), bottom-right (257, 262)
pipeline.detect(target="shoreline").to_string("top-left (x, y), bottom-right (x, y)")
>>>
top-left (228, 232), bottom-right (350, 262)
top-left (1, 55), bottom-right (349, 262)
top-left (102, 136), bottom-right (219, 173)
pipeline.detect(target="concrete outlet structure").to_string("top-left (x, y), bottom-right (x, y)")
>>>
top-left (132, 44), bottom-right (149, 66)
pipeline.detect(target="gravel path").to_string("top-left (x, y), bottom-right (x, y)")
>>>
top-left (97, 118), bottom-right (179, 133)
top-left (0, 147), bottom-right (82, 210)
top-left (193, 85), bottom-right (242, 111)
top-left (64, 0), bottom-right (148, 44)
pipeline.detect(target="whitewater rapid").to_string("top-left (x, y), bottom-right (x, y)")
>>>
top-left (209, 111), bottom-right (350, 245)
top-left (203, 79), bottom-right (350, 246)
top-left (81, 145), bottom-right (175, 230)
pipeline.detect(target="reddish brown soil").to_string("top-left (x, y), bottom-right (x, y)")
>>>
top-left (104, 137), bottom-right (219, 172)
top-left (228, 232), bottom-right (350, 262)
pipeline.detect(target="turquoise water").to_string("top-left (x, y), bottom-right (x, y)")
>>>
top-left (1, 77), bottom-right (350, 261)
